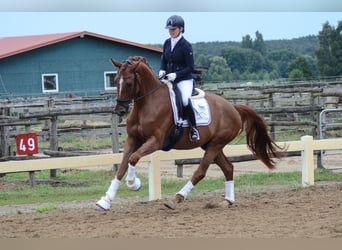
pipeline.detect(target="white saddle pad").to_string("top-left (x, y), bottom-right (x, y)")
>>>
top-left (165, 81), bottom-right (211, 127)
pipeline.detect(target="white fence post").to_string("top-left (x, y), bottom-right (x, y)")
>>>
top-left (301, 135), bottom-right (315, 187)
top-left (148, 151), bottom-right (162, 201)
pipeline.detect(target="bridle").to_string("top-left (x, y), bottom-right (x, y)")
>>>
top-left (116, 61), bottom-right (163, 106)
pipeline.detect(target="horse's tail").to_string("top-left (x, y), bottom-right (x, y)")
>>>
top-left (234, 104), bottom-right (287, 169)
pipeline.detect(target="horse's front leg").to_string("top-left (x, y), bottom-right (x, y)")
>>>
top-left (96, 137), bottom-right (138, 210)
top-left (123, 136), bottom-right (162, 191)
top-left (128, 135), bottom-right (162, 166)
top-left (96, 136), bottom-right (161, 210)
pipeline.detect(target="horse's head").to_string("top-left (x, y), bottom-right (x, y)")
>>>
top-left (111, 56), bottom-right (160, 117)
top-left (111, 58), bottom-right (141, 116)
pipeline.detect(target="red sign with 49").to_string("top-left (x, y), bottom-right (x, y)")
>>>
top-left (16, 133), bottom-right (39, 155)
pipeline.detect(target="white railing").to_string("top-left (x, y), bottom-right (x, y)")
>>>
top-left (1, 136), bottom-right (341, 200)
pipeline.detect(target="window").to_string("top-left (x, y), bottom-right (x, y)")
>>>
top-left (104, 71), bottom-right (117, 90)
top-left (42, 74), bottom-right (58, 93)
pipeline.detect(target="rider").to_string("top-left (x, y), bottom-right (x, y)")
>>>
top-left (159, 14), bottom-right (200, 141)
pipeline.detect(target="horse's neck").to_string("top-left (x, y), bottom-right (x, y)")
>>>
top-left (137, 65), bottom-right (163, 95)
top-left (140, 78), bottom-right (162, 93)
top-left (133, 81), bottom-right (169, 114)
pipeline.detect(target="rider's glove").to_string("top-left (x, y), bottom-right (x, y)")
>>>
top-left (166, 73), bottom-right (176, 82)
top-left (158, 70), bottom-right (166, 79)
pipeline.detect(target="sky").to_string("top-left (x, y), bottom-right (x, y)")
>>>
top-left (0, 0), bottom-right (342, 44)
top-left (1, 12), bottom-right (341, 44)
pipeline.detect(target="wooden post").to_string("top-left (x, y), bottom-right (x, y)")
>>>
top-left (48, 98), bottom-right (57, 178)
top-left (111, 113), bottom-right (120, 172)
top-left (310, 92), bottom-right (317, 137)
top-left (176, 163), bottom-right (183, 178)
top-left (25, 123), bottom-right (35, 187)
top-left (301, 135), bottom-right (315, 187)
top-left (49, 115), bottom-right (58, 178)
top-left (29, 171), bottom-right (35, 187)
top-left (0, 108), bottom-right (10, 158)
top-left (269, 93), bottom-right (275, 140)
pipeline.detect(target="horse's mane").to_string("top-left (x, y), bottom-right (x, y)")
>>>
top-left (127, 56), bottom-right (154, 71)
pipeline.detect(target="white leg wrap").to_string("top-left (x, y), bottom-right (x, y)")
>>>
top-left (96, 177), bottom-right (121, 210)
top-left (125, 164), bottom-right (141, 191)
top-left (225, 180), bottom-right (235, 203)
top-left (177, 181), bottom-right (194, 199)
top-left (126, 163), bottom-right (136, 181)
top-left (106, 178), bottom-right (121, 200)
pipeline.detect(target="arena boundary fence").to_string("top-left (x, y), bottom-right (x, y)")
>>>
top-left (0, 135), bottom-right (341, 200)
top-left (319, 108), bottom-right (342, 170)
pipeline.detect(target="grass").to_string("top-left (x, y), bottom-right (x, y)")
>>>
top-left (36, 204), bottom-right (59, 213)
top-left (38, 136), bottom-right (114, 151)
top-left (0, 168), bottom-right (341, 206)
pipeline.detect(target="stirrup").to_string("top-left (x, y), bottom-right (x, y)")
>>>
top-left (189, 128), bottom-right (200, 141)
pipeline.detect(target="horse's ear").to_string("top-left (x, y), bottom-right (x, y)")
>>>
top-left (110, 58), bottom-right (122, 68)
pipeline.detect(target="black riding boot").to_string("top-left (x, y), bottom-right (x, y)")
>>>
top-left (184, 102), bottom-right (200, 141)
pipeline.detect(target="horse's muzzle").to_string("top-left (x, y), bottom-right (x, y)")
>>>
top-left (114, 104), bottom-right (129, 116)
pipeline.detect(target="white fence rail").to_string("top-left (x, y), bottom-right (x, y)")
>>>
top-left (1, 136), bottom-right (342, 200)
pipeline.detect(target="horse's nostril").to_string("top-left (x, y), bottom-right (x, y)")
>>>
top-left (115, 110), bottom-right (123, 116)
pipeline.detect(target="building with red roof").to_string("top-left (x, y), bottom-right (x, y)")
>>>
top-left (0, 31), bottom-right (162, 97)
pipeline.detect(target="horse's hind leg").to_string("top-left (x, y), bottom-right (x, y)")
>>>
top-left (164, 145), bottom-right (218, 210)
top-left (214, 151), bottom-right (235, 205)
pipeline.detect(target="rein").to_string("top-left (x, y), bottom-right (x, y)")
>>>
top-left (133, 84), bottom-right (162, 103)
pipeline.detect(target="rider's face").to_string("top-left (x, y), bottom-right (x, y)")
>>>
top-left (168, 27), bottom-right (182, 38)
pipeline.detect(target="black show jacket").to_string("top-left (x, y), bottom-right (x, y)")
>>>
top-left (160, 36), bottom-right (194, 84)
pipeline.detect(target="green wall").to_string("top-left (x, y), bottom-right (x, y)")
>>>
top-left (0, 36), bottom-right (161, 97)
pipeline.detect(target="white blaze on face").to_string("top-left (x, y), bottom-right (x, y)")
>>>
top-left (119, 76), bottom-right (123, 97)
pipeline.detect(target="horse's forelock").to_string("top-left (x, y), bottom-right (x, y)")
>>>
top-left (127, 56), bottom-right (153, 71)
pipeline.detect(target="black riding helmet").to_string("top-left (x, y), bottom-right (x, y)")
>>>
top-left (165, 15), bottom-right (185, 33)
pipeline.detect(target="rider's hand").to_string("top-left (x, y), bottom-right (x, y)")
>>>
top-left (166, 73), bottom-right (176, 82)
top-left (158, 70), bottom-right (166, 79)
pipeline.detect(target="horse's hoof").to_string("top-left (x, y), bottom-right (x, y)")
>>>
top-left (164, 200), bottom-right (176, 210)
top-left (96, 198), bottom-right (111, 211)
top-left (226, 199), bottom-right (234, 206)
top-left (219, 199), bottom-right (234, 208)
top-left (164, 194), bottom-right (184, 210)
top-left (174, 194), bottom-right (185, 203)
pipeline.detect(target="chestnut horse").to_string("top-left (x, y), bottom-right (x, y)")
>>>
top-left (96, 56), bottom-right (285, 210)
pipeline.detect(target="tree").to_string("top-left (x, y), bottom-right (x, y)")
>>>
top-left (195, 54), bottom-right (211, 68)
top-left (288, 56), bottom-right (313, 80)
top-left (316, 20), bottom-right (342, 77)
top-left (288, 69), bottom-right (304, 81)
top-left (253, 31), bottom-right (267, 56)
top-left (267, 50), bottom-right (298, 78)
top-left (242, 34), bottom-right (253, 49)
top-left (221, 46), bottom-right (265, 74)
top-left (206, 56), bottom-right (232, 82)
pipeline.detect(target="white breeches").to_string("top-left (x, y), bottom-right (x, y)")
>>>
top-left (176, 79), bottom-right (193, 106)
